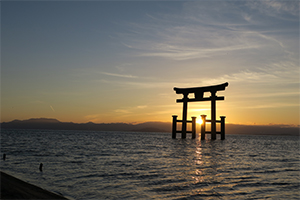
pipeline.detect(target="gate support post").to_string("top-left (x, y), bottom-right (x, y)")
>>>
top-left (172, 115), bottom-right (177, 139)
top-left (192, 117), bottom-right (196, 139)
top-left (201, 115), bottom-right (207, 140)
top-left (220, 116), bottom-right (225, 140)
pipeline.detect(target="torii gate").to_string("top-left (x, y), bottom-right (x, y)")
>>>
top-left (172, 82), bottom-right (229, 140)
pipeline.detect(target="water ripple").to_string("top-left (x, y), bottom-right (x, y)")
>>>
top-left (1, 130), bottom-right (299, 199)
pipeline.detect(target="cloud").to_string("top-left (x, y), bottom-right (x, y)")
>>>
top-left (72, 68), bottom-right (137, 79)
top-left (203, 58), bottom-right (299, 86)
top-left (100, 71), bottom-right (137, 79)
top-left (247, 91), bottom-right (300, 99)
top-left (246, 0), bottom-right (299, 18)
top-left (114, 105), bottom-right (147, 114)
top-left (114, 109), bottom-right (132, 114)
top-left (113, 1), bottom-right (298, 66)
top-left (117, 21), bottom-right (264, 61)
top-left (96, 77), bottom-right (177, 89)
top-left (138, 43), bottom-right (260, 61)
top-left (121, 42), bottom-right (133, 49)
top-left (137, 105), bottom-right (147, 109)
top-left (244, 102), bottom-right (299, 109)
top-left (50, 105), bottom-right (55, 112)
top-left (205, 70), bottom-right (278, 84)
top-left (84, 114), bottom-right (102, 122)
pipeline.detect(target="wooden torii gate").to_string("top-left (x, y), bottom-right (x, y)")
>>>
top-left (172, 82), bottom-right (228, 140)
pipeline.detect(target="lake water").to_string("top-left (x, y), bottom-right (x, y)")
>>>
top-left (1, 129), bottom-right (299, 199)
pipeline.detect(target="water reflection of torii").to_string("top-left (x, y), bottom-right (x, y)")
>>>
top-left (172, 82), bottom-right (229, 140)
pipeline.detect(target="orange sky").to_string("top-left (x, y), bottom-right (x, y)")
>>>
top-left (1, 1), bottom-right (299, 126)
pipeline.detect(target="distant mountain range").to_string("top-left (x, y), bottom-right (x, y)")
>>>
top-left (0, 118), bottom-right (170, 133)
top-left (1, 118), bottom-right (299, 136)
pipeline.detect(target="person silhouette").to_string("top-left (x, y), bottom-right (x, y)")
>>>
top-left (39, 163), bottom-right (43, 171)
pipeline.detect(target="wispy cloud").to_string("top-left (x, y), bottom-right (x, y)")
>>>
top-left (203, 59), bottom-right (299, 86)
top-left (204, 70), bottom-right (278, 85)
top-left (84, 114), bottom-right (102, 122)
top-left (100, 71), bottom-right (137, 79)
top-left (71, 68), bottom-right (139, 82)
top-left (246, 0), bottom-right (299, 18)
top-left (116, 23), bottom-right (264, 61)
top-left (114, 1), bottom-right (298, 66)
top-left (50, 105), bottom-right (55, 112)
top-left (114, 105), bottom-right (148, 115)
top-left (114, 109), bottom-right (132, 114)
top-left (245, 102), bottom-right (299, 109)
top-left (137, 105), bottom-right (147, 109)
top-left (121, 42), bottom-right (133, 49)
top-left (246, 91), bottom-right (300, 99)
top-left (138, 43), bottom-right (260, 60)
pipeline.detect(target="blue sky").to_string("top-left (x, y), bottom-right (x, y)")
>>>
top-left (1, 1), bottom-right (299, 125)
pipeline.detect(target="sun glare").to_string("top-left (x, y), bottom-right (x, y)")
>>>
top-left (196, 118), bottom-right (203, 125)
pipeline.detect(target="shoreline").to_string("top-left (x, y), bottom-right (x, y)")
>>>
top-left (0, 171), bottom-right (68, 199)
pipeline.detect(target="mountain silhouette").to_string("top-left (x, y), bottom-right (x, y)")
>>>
top-left (0, 118), bottom-right (170, 132)
top-left (1, 118), bottom-right (299, 135)
top-left (11, 118), bottom-right (61, 123)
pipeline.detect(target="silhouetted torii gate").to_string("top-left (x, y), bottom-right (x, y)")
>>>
top-left (172, 82), bottom-right (229, 140)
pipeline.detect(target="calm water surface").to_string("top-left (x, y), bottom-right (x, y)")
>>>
top-left (1, 129), bottom-right (299, 199)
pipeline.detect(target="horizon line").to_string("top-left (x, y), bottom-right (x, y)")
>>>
top-left (1, 117), bottom-right (299, 128)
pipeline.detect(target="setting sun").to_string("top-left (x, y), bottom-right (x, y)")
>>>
top-left (196, 118), bottom-right (203, 125)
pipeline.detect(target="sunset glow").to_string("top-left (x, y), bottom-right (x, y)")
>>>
top-left (1, 1), bottom-right (299, 126)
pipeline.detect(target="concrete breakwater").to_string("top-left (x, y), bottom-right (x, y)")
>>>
top-left (1, 171), bottom-right (68, 199)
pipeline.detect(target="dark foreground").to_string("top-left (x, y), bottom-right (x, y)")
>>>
top-left (0, 171), bottom-right (67, 199)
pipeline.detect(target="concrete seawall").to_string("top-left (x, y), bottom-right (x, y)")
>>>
top-left (0, 171), bottom-right (68, 199)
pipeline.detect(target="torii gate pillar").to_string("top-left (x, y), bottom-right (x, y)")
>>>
top-left (181, 94), bottom-right (188, 139)
top-left (211, 91), bottom-right (217, 140)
